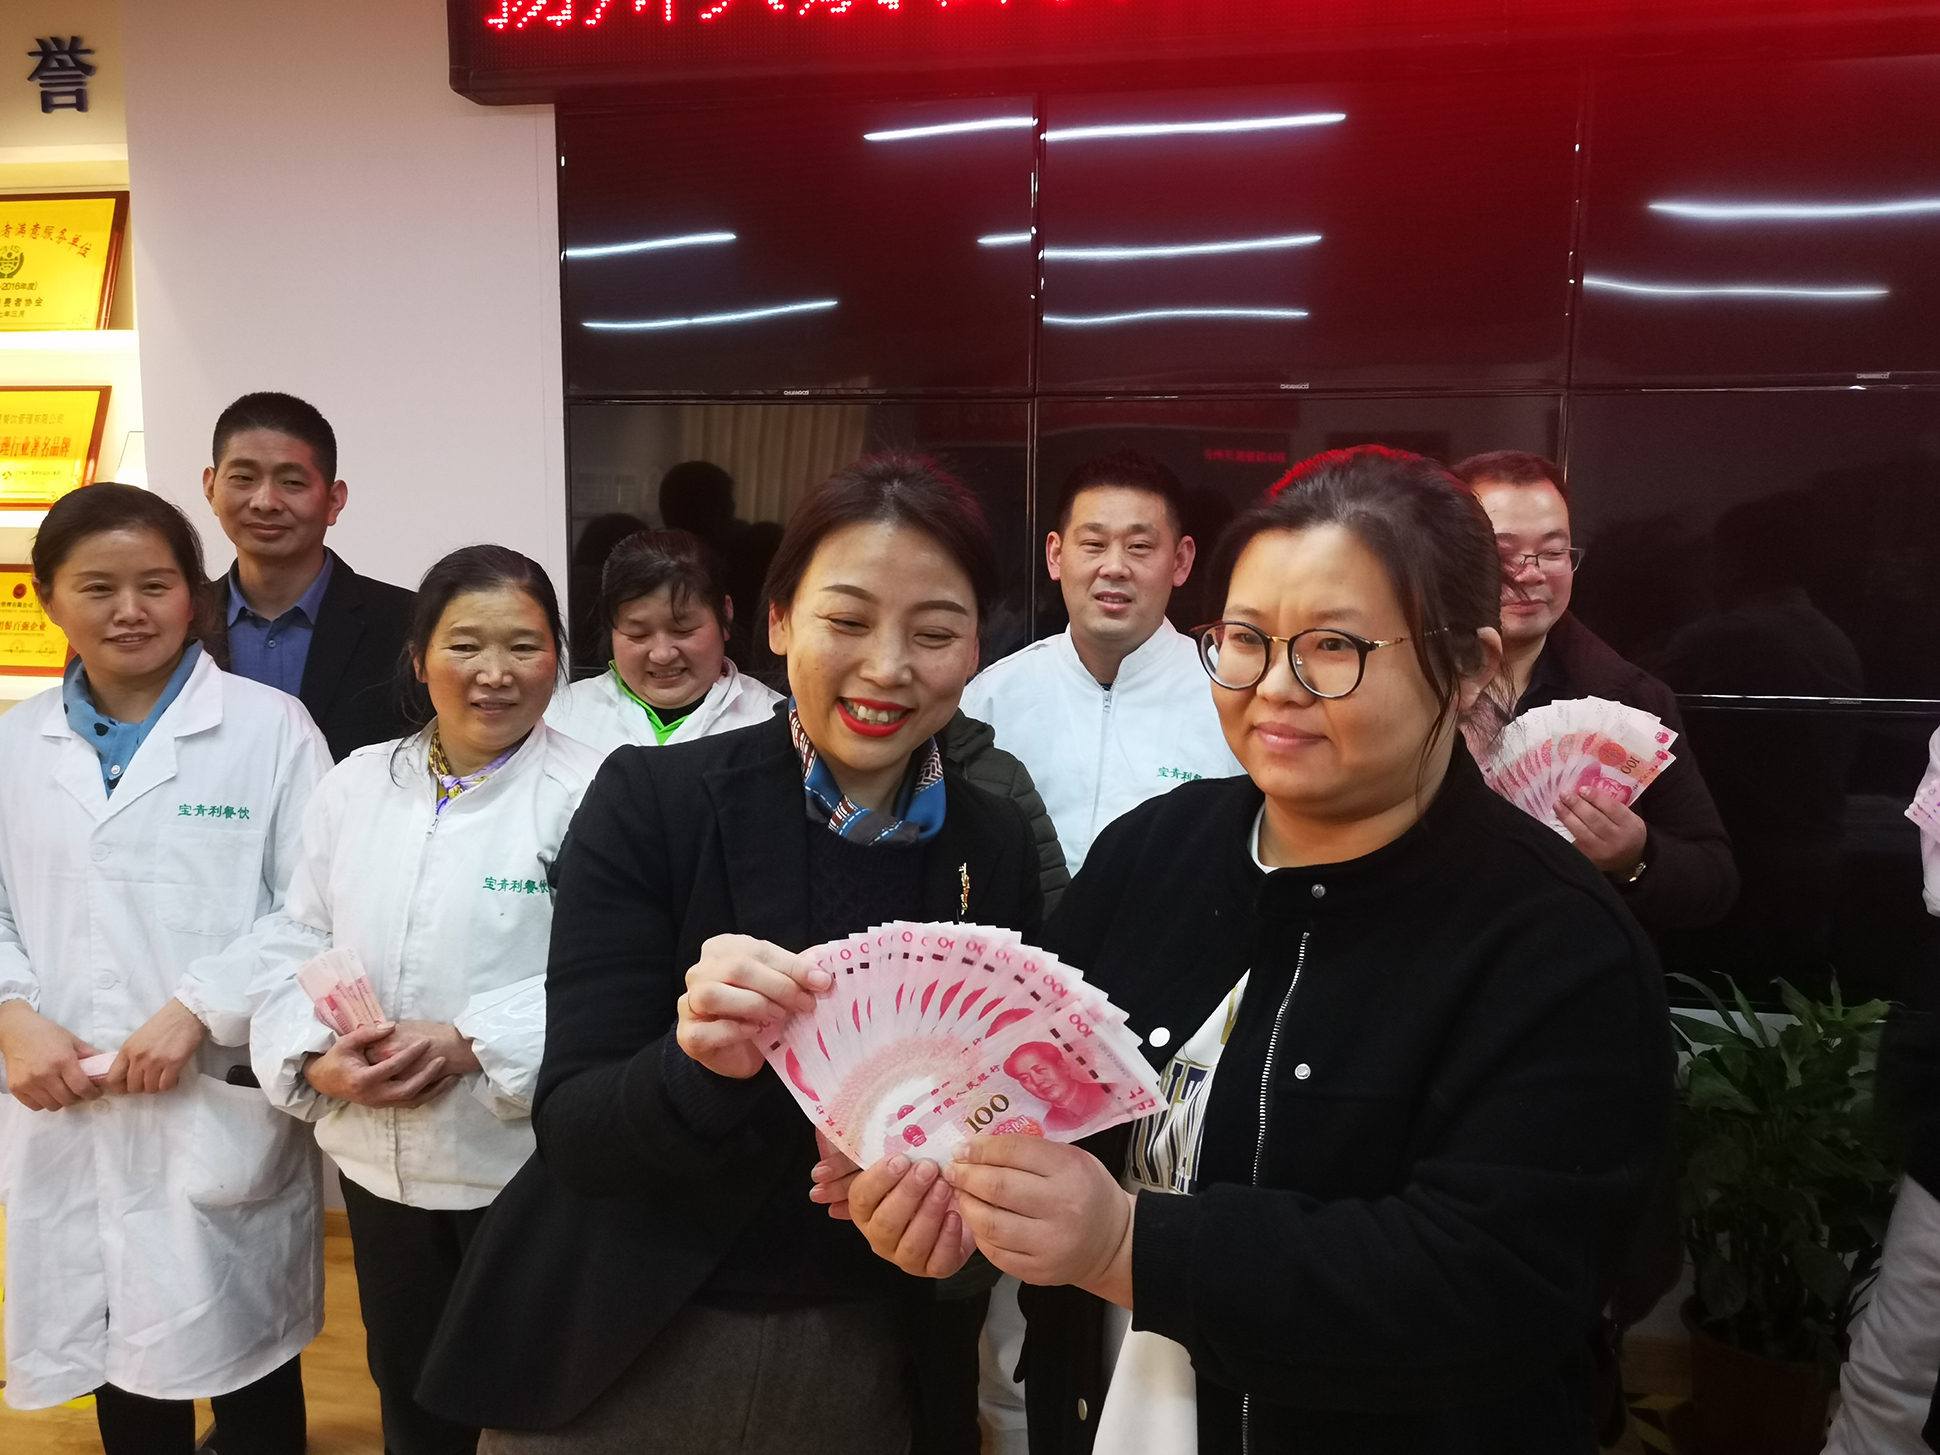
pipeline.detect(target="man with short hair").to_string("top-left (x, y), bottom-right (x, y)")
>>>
top-left (958, 451), bottom-right (1240, 1455)
top-left (1454, 449), bottom-right (1736, 932)
top-left (960, 451), bottom-right (1242, 878)
top-left (202, 392), bottom-right (416, 761)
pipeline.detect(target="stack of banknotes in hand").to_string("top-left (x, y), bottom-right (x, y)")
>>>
top-left (762, 921), bottom-right (1157, 1165)
top-left (1481, 696), bottom-right (1677, 838)
top-left (296, 947), bottom-right (388, 1034)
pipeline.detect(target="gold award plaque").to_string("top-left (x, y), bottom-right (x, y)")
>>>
top-left (0, 568), bottom-right (68, 676)
top-left (0, 192), bottom-right (127, 331)
top-left (0, 386), bottom-right (110, 505)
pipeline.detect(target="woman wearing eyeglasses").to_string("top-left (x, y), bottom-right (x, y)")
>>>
top-left (837, 447), bottom-right (1672, 1455)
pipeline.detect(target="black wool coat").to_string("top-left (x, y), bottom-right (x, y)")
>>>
top-left (1021, 744), bottom-right (1672, 1455)
top-left (418, 712), bottom-right (1041, 1436)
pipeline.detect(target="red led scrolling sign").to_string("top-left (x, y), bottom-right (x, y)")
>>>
top-left (453, 0), bottom-right (1940, 100)
top-left (457, 0), bottom-right (1326, 100)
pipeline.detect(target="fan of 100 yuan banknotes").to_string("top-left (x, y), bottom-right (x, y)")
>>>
top-left (762, 921), bottom-right (1157, 1165)
top-left (1480, 695), bottom-right (1677, 836)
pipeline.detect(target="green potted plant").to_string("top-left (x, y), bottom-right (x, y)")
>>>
top-left (1672, 975), bottom-right (1898, 1455)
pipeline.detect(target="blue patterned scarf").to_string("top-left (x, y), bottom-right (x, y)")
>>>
top-left (790, 700), bottom-right (945, 846)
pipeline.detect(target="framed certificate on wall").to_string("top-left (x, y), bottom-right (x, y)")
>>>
top-left (0, 385), bottom-right (111, 505)
top-left (0, 567), bottom-right (68, 676)
top-left (0, 192), bottom-right (128, 331)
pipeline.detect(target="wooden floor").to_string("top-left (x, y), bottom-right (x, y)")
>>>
top-left (0, 1204), bottom-right (1698, 1455)
top-left (0, 1209), bottom-right (386, 1455)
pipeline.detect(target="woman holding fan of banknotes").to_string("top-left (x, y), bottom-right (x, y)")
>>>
top-left (0, 484), bottom-right (330, 1454)
top-left (418, 453), bottom-right (1040, 1455)
top-left (236, 546), bottom-right (603, 1455)
top-left (844, 446), bottom-right (1673, 1455)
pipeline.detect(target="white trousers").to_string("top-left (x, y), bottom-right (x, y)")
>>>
top-left (1826, 1176), bottom-right (1940, 1455)
top-left (979, 1275), bottom-right (1030, 1455)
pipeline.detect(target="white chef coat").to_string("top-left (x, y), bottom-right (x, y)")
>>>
top-left (1914, 726), bottom-right (1940, 918)
top-left (0, 653), bottom-right (332, 1409)
top-left (237, 723), bottom-right (604, 1210)
top-left (959, 623), bottom-right (1242, 873)
top-left (544, 660), bottom-right (779, 758)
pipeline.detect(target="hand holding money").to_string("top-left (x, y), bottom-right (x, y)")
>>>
top-left (847, 1152), bottom-right (977, 1279)
top-left (947, 1135), bottom-right (1136, 1306)
top-left (762, 921), bottom-right (1155, 1168)
top-left (0, 999), bottom-right (102, 1110)
top-left (680, 934), bottom-right (833, 1080)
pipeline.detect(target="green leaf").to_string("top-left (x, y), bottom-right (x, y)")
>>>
top-left (1698, 1254), bottom-right (1749, 1320)
top-left (1687, 1058), bottom-right (1757, 1114)
top-left (1672, 1014), bottom-right (1735, 1047)
top-left (1730, 979), bottom-right (1773, 1047)
top-left (1791, 1239), bottom-right (1852, 1310)
top-left (1671, 972), bottom-right (1739, 1029)
top-left (1689, 1135), bottom-right (1749, 1186)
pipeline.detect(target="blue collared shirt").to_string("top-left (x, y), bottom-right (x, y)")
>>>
top-left (226, 552), bottom-right (334, 699)
top-left (63, 643), bottom-right (204, 794)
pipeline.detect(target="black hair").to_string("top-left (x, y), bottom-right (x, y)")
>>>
top-left (1450, 449), bottom-right (1570, 507)
top-left (395, 545), bottom-right (567, 738)
top-left (212, 392), bottom-right (338, 484)
top-left (32, 482), bottom-right (216, 646)
top-left (762, 452), bottom-right (997, 623)
top-left (601, 529), bottom-right (731, 633)
top-left (659, 460), bottom-right (736, 537)
top-left (1218, 446), bottom-right (1505, 761)
top-left (1055, 451), bottom-right (1187, 536)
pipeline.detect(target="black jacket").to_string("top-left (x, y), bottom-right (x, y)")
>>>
top-left (940, 709), bottom-right (1071, 913)
top-left (418, 712), bottom-right (1042, 1433)
top-left (1517, 612), bottom-right (1739, 934)
top-left (1021, 745), bottom-right (1672, 1455)
top-left (203, 550), bottom-right (417, 761)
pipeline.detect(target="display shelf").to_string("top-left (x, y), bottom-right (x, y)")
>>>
top-left (0, 330), bottom-right (138, 353)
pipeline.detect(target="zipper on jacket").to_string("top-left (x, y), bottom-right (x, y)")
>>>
top-left (1087, 686), bottom-right (1113, 844)
top-left (1243, 929), bottom-right (1310, 1455)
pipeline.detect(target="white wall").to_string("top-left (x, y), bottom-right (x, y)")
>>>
top-left (118, 0), bottom-right (566, 595)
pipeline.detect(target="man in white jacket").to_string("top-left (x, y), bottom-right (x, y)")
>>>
top-left (960, 451), bottom-right (1242, 1454)
top-left (960, 451), bottom-right (1241, 877)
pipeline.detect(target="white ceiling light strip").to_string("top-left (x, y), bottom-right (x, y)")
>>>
top-left (1045, 112), bottom-right (1344, 142)
top-left (1650, 198), bottom-right (1940, 221)
top-left (584, 300), bottom-right (838, 330)
top-left (1582, 275), bottom-right (1887, 300)
top-left (565, 231), bottom-right (736, 259)
top-left (1044, 306), bottom-right (1309, 326)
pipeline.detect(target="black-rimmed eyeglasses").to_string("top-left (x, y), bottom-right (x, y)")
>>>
top-left (1501, 546), bottom-right (1586, 575)
top-left (1193, 621), bottom-right (1410, 698)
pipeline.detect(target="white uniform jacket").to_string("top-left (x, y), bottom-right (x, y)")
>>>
top-left (0, 654), bottom-right (332, 1409)
top-left (958, 622), bottom-right (1243, 874)
top-left (544, 660), bottom-right (780, 758)
top-left (240, 724), bottom-right (604, 1210)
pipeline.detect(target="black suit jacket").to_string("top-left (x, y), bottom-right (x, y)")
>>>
top-left (204, 550), bottom-right (417, 761)
top-left (1517, 612), bottom-right (1739, 934)
top-left (418, 712), bottom-right (1041, 1434)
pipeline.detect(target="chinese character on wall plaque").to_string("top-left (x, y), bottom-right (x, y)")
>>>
top-left (0, 568), bottom-right (68, 676)
top-left (0, 193), bottom-right (127, 331)
top-left (0, 386), bottom-right (110, 506)
top-left (26, 36), bottom-right (94, 113)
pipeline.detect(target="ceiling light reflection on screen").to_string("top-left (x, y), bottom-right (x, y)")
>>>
top-left (1045, 112), bottom-right (1344, 143)
top-left (977, 231), bottom-right (1035, 247)
top-left (584, 300), bottom-right (838, 330)
top-left (864, 116), bottom-right (1035, 142)
top-left (564, 231), bottom-right (736, 259)
top-left (1582, 275), bottom-right (1887, 300)
top-left (1044, 307), bottom-right (1309, 326)
top-left (1045, 233), bottom-right (1320, 261)
top-left (1650, 198), bottom-right (1940, 221)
